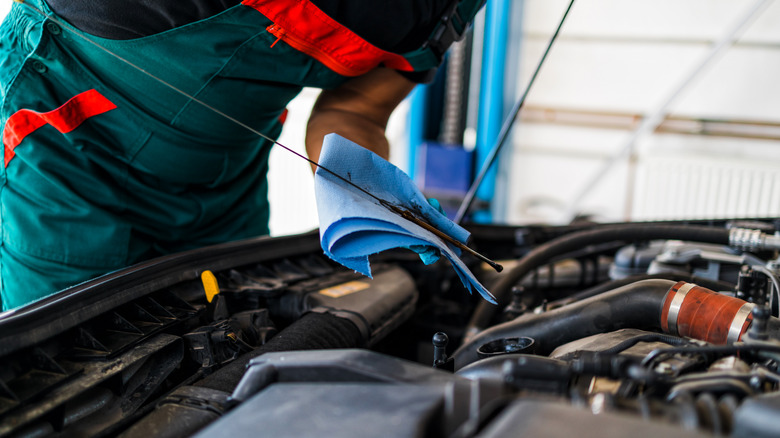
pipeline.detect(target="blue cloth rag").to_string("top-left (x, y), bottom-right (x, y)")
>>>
top-left (314, 134), bottom-right (496, 304)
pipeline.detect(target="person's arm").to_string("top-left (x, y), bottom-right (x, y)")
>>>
top-left (305, 67), bottom-right (416, 166)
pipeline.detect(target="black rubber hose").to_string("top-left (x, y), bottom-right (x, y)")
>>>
top-left (466, 224), bottom-right (730, 339)
top-left (550, 273), bottom-right (735, 308)
top-left (454, 279), bottom-right (677, 370)
top-left (597, 333), bottom-right (693, 355)
top-left (195, 312), bottom-right (363, 392)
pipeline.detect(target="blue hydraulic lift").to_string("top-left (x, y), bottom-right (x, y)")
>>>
top-left (408, 0), bottom-right (516, 223)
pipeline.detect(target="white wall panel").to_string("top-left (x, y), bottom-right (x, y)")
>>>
top-left (267, 89), bottom-right (319, 237)
top-left (519, 40), bottom-right (780, 122)
top-left (503, 0), bottom-right (780, 224)
top-left (632, 152), bottom-right (780, 220)
top-left (512, 123), bottom-right (628, 157)
top-left (519, 39), bottom-right (708, 114)
top-left (524, 0), bottom-right (780, 43)
top-left (506, 153), bottom-right (631, 223)
top-left (668, 46), bottom-right (780, 121)
top-left (0, 3), bottom-right (9, 22)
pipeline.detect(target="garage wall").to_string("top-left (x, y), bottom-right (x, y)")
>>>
top-left (503, 0), bottom-right (780, 224)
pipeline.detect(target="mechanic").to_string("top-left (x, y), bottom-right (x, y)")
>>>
top-left (0, 0), bottom-right (482, 310)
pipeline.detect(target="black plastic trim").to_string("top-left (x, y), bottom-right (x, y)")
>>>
top-left (0, 232), bottom-right (321, 356)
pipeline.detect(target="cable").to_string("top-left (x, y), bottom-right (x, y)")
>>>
top-left (549, 273), bottom-right (736, 308)
top-left (598, 333), bottom-right (696, 356)
top-left (641, 344), bottom-right (780, 368)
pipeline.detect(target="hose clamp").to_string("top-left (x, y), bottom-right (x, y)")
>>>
top-left (729, 228), bottom-right (780, 251)
top-left (727, 302), bottom-right (756, 344)
top-left (730, 228), bottom-right (762, 251)
top-left (667, 282), bottom-right (696, 336)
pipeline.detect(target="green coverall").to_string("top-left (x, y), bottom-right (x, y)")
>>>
top-left (0, 0), bottom-right (476, 310)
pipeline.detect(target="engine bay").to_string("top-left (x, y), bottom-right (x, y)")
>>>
top-left (1, 219), bottom-right (780, 437)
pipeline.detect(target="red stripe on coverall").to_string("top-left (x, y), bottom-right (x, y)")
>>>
top-left (242, 0), bottom-right (414, 77)
top-left (4, 89), bottom-right (117, 167)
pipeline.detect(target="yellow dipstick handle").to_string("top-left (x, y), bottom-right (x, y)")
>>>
top-left (201, 270), bottom-right (220, 303)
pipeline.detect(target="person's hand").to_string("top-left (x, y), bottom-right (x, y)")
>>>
top-left (305, 68), bottom-right (415, 170)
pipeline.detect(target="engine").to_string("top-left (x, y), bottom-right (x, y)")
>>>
top-left (1, 219), bottom-right (779, 437)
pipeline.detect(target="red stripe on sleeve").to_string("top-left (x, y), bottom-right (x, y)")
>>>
top-left (242, 0), bottom-right (414, 76)
top-left (278, 108), bottom-right (289, 125)
top-left (4, 89), bottom-right (117, 167)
